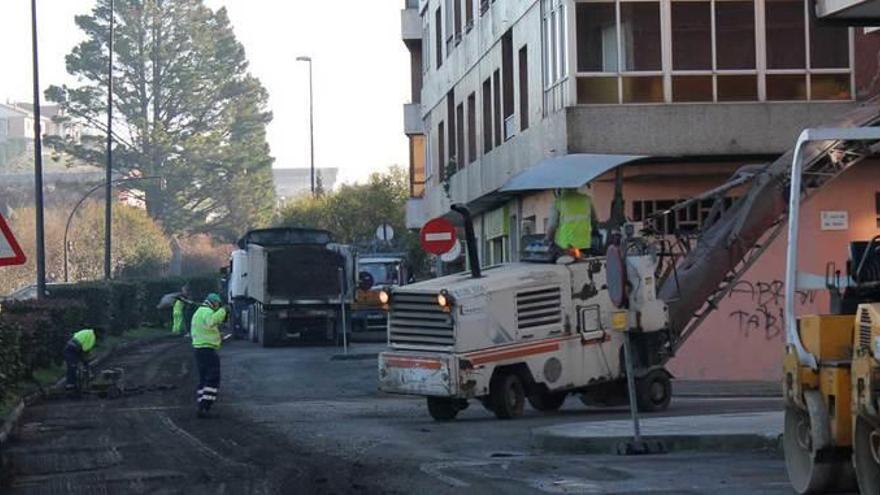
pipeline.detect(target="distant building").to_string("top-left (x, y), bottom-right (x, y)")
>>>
top-left (273, 167), bottom-right (339, 201)
top-left (0, 102), bottom-right (82, 145)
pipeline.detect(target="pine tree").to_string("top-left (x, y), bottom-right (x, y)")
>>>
top-left (46, 0), bottom-right (276, 240)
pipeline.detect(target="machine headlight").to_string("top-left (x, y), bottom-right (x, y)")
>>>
top-left (437, 290), bottom-right (454, 308)
top-left (379, 291), bottom-right (390, 305)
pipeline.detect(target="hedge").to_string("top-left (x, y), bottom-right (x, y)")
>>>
top-left (0, 299), bottom-right (86, 396)
top-left (0, 275), bottom-right (218, 397)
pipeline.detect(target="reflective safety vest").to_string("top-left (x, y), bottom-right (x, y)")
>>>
top-left (191, 305), bottom-right (225, 350)
top-left (554, 189), bottom-right (593, 250)
top-left (72, 329), bottom-right (96, 353)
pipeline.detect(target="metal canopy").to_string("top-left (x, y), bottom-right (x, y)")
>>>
top-left (499, 153), bottom-right (647, 192)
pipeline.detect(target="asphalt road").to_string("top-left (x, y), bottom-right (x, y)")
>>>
top-left (1, 338), bottom-right (794, 494)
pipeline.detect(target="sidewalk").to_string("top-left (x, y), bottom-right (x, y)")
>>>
top-left (674, 380), bottom-right (780, 398)
top-left (531, 411), bottom-right (783, 455)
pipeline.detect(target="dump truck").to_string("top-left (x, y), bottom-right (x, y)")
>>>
top-left (351, 254), bottom-right (413, 335)
top-left (379, 99), bottom-right (880, 422)
top-left (233, 228), bottom-right (356, 347)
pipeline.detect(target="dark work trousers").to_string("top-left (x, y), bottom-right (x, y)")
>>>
top-left (194, 348), bottom-right (221, 410)
top-left (63, 342), bottom-right (82, 390)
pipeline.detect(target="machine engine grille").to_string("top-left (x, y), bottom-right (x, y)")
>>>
top-left (860, 307), bottom-right (873, 350)
top-left (517, 287), bottom-right (562, 330)
top-left (389, 292), bottom-right (454, 349)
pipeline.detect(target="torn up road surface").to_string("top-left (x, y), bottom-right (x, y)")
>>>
top-left (0, 339), bottom-right (373, 494)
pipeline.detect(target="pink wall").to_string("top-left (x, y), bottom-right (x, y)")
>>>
top-left (588, 161), bottom-right (880, 380)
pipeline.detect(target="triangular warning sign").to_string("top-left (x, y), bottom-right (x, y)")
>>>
top-left (0, 213), bottom-right (26, 267)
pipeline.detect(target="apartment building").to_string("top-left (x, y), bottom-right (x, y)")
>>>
top-left (401, 0), bottom-right (880, 380)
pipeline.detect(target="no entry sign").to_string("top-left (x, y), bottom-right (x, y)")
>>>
top-left (420, 217), bottom-right (457, 255)
top-left (0, 213), bottom-right (26, 267)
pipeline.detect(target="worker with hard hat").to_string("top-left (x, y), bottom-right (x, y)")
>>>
top-left (546, 184), bottom-right (600, 253)
top-left (64, 328), bottom-right (97, 393)
top-left (190, 293), bottom-right (228, 418)
top-left (172, 285), bottom-right (193, 336)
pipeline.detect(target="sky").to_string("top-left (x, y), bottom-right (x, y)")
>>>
top-left (0, 0), bottom-right (411, 185)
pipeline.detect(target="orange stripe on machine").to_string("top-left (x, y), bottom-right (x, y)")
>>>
top-left (469, 343), bottom-right (561, 366)
top-left (384, 357), bottom-right (444, 370)
top-left (465, 337), bottom-right (572, 359)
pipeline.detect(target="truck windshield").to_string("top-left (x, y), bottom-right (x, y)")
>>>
top-left (240, 229), bottom-right (332, 247)
top-left (361, 263), bottom-right (400, 287)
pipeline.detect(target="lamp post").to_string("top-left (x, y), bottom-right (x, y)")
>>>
top-left (64, 176), bottom-right (163, 283)
top-left (30, 0), bottom-right (47, 299)
top-left (104, 0), bottom-right (115, 280)
top-left (296, 56), bottom-right (315, 196)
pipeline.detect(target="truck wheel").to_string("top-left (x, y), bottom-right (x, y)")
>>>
top-left (636, 369), bottom-right (672, 413)
top-left (427, 397), bottom-right (462, 422)
top-left (490, 372), bottom-right (525, 420)
top-left (854, 415), bottom-right (880, 494)
top-left (528, 391), bottom-right (567, 412)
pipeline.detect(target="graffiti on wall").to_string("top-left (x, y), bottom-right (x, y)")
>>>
top-left (727, 280), bottom-right (817, 341)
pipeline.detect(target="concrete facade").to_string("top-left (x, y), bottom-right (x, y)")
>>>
top-left (400, 0), bottom-right (880, 380)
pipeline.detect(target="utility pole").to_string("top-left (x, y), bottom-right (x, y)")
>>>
top-left (104, 0), bottom-right (114, 280)
top-left (296, 56), bottom-right (315, 196)
top-left (30, 0), bottom-right (46, 299)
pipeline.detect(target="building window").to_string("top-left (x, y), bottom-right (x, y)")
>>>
top-left (632, 197), bottom-right (736, 234)
top-left (466, 0), bottom-right (474, 30)
top-left (456, 102), bottom-right (465, 169)
top-left (438, 121), bottom-right (446, 182)
top-left (423, 13), bottom-right (431, 74)
top-left (435, 7), bottom-right (443, 69)
top-left (519, 45), bottom-right (530, 131)
top-left (876, 192), bottom-right (880, 228)
top-left (543, 0), bottom-right (569, 114)
top-left (481, 0), bottom-right (490, 15)
top-left (454, 0), bottom-right (462, 44)
top-left (575, 0), bottom-right (852, 104)
top-left (410, 135), bottom-right (426, 198)
top-left (502, 30), bottom-right (516, 140)
top-left (467, 93), bottom-right (477, 164)
top-left (493, 69), bottom-right (502, 146)
top-left (446, 0), bottom-right (455, 55)
top-left (482, 77), bottom-right (494, 154)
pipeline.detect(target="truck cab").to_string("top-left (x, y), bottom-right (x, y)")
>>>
top-left (352, 255), bottom-right (412, 334)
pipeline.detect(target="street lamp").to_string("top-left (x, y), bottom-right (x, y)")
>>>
top-left (104, 0), bottom-right (115, 280)
top-left (30, 0), bottom-right (47, 299)
top-left (63, 176), bottom-right (163, 283)
top-left (296, 55), bottom-right (315, 196)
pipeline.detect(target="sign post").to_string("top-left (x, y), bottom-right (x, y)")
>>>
top-left (0, 213), bottom-right (26, 267)
top-left (420, 218), bottom-right (457, 255)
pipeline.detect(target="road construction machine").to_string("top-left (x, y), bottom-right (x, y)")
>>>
top-left (378, 99), bottom-right (880, 422)
top-left (780, 127), bottom-right (880, 494)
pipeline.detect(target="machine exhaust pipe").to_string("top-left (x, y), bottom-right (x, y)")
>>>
top-left (451, 204), bottom-right (482, 279)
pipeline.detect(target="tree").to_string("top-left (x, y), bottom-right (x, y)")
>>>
top-left (0, 203), bottom-right (172, 296)
top-left (46, 0), bottom-right (276, 240)
top-left (277, 167), bottom-right (429, 276)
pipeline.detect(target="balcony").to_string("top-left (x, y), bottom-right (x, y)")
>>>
top-left (403, 103), bottom-right (423, 135)
top-left (401, 7), bottom-right (421, 42)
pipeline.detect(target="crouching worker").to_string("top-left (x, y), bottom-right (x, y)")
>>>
top-left (64, 329), bottom-right (97, 394)
top-left (191, 293), bottom-right (227, 418)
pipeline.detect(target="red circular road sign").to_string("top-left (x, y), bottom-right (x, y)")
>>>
top-left (420, 217), bottom-right (457, 255)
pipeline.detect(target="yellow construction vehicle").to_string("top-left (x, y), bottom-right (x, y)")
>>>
top-left (782, 127), bottom-right (880, 493)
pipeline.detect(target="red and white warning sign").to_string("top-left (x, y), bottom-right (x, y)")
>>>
top-left (420, 217), bottom-right (457, 255)
top-left (0, 213), bottom-right (26, 267)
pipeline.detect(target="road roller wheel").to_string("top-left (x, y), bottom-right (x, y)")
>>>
top-left (854, 415), bottom-right (880, 494)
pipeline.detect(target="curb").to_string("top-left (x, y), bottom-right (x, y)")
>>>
top-left (531, 430), bottom-right (782, 456)
top-left (0, 333), bottom-right (178, 451)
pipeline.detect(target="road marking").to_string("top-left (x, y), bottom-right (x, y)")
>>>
top-left (419, 462), bottom-right (471, 488)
